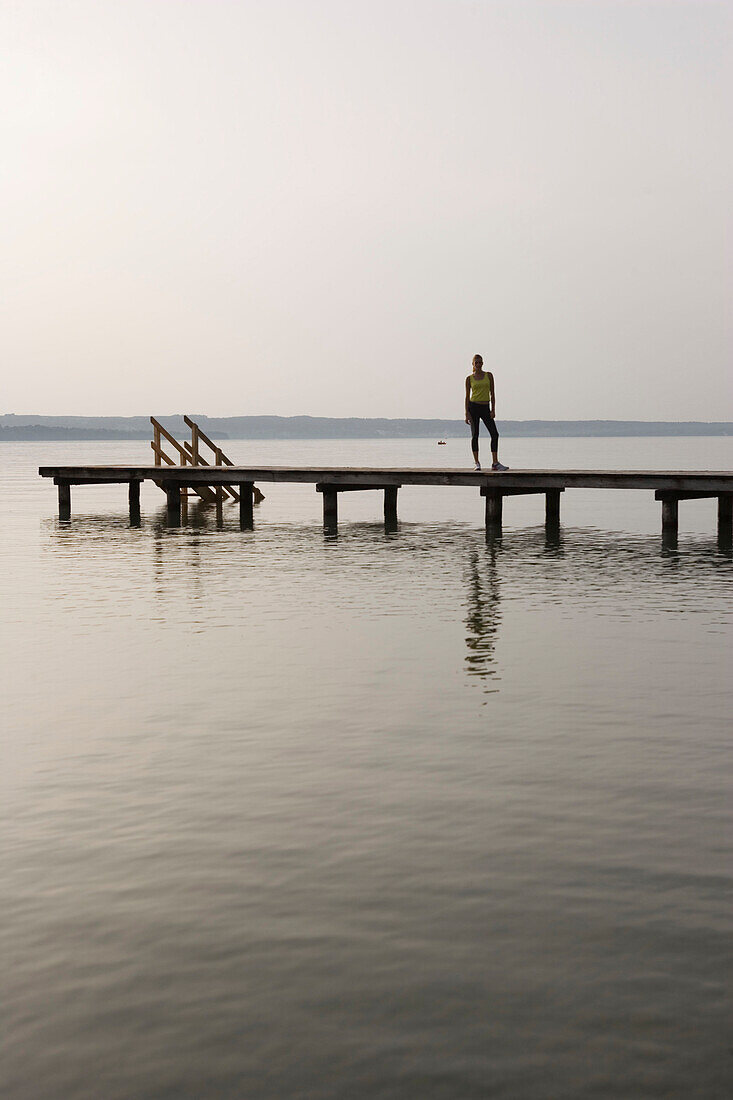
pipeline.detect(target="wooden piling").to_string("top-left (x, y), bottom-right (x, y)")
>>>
top-left (58, 481), bottom-right (71, 520)
top-left (545, 488), bottom-right (562, 526)
top-left (719, 494), bottom-right (732, 530)
top-left (484, 489), bottom-right (502, 527)
top-left (129, 480), bottom-right (141, 525)
top-left (213, 447), bottom-right (223, 527)
top-left (384, 486), bottom-right (398, 525)
top-left (165, 483), bottom-right (181, 526)
top-left (322, 488), bottom-right (338, 525)
top-left (661, 497), bottom-right (678, 533)
top-left (238, 483), bottom-right (254, 530)
top-left (153, 421), bottom-right (161, 467)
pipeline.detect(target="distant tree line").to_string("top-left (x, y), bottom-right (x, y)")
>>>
top-left (0, 425), bottom-right (153, 440)
top-left (1, 414), bottom-right (731, 441)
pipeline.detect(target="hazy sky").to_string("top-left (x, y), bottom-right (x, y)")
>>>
top-left (1, 0), bottom-right (730, 419)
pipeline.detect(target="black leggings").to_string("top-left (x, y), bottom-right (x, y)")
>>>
top-left (468, 402), bottom-right (499, 452)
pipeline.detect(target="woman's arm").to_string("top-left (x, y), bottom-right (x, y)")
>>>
top-left (465, 376), bottom-right (472, 423)
top-left (489, 373), bottom-right (496, 417)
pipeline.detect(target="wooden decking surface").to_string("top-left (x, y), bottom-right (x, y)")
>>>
top-left (39, 466), bottom-right (733, 493)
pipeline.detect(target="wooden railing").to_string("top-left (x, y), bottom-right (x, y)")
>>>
top-left (150, 416), bottom-right (264, 507)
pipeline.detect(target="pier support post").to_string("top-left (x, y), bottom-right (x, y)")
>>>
top-left (545, 489), bottom-right (562, 527)
top-left (56, 481), bottom-right (70, 519)
top-left (129, 480), bottom-right (141, 526)
top-left (316, 484), bottom-right (339, 532)
top-left (57, 481), bottom-right (71, 520)
top-left (661, 497), bottom-right (678, 534)
top-left (238, 483), bottom-right (254, 530)
top-left (165, 483), bottom-right (181, 526)
top-left (322, 488), bottom-right (338, 527)
top-left (384, 486), bottom-right (398, 526)
top-left (718, 496), bottom-right (732, 550)
top-left (484, 489), bottom-right (503, 528)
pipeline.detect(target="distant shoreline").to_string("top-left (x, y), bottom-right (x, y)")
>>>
top-left (1, 414), bottom-right (732, 441)
top-left (2, 419), bottom-right (732, 441)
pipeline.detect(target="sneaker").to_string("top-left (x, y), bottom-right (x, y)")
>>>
top-left (492, 462), bottom-right (509, 471)
top-left (474, 462), bottom-right (481, 472)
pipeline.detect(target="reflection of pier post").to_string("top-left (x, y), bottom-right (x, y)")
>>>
top-left (661, 528), bottom-right (678, 552)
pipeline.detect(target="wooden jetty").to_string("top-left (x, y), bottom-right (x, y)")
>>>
top-left (38, 464), bottom-right (733, 537)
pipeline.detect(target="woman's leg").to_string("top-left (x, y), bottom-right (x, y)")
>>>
top-left (484, 414), bottom-right (508, 469)
top-left (476, 408), bottom-right (501, 466)
top-left (469, 407), bottom-right (480, 465)
top-left (487, 415), bottom-right (500, 465)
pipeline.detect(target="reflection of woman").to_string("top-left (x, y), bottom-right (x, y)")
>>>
top-left (465, 354), bottom-right (508, 472)
top-left (464, 547), bottom-right (501, 692)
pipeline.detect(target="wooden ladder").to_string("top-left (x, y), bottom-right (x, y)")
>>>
top-left (150, 416), bottom-right (264, 509)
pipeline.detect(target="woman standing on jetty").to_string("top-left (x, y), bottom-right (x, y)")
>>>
top-left (465, 354), bottom-right (509, 472)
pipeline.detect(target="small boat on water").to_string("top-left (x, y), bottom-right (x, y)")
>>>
top-left (437, 440), bottom-right (447, 446)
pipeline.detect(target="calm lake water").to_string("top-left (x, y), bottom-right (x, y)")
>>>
top-left (2, 436), bottom-right (732, 1099)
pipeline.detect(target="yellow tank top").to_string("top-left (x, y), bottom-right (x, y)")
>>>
top-left (470, 372), bottom-right (492, 402)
